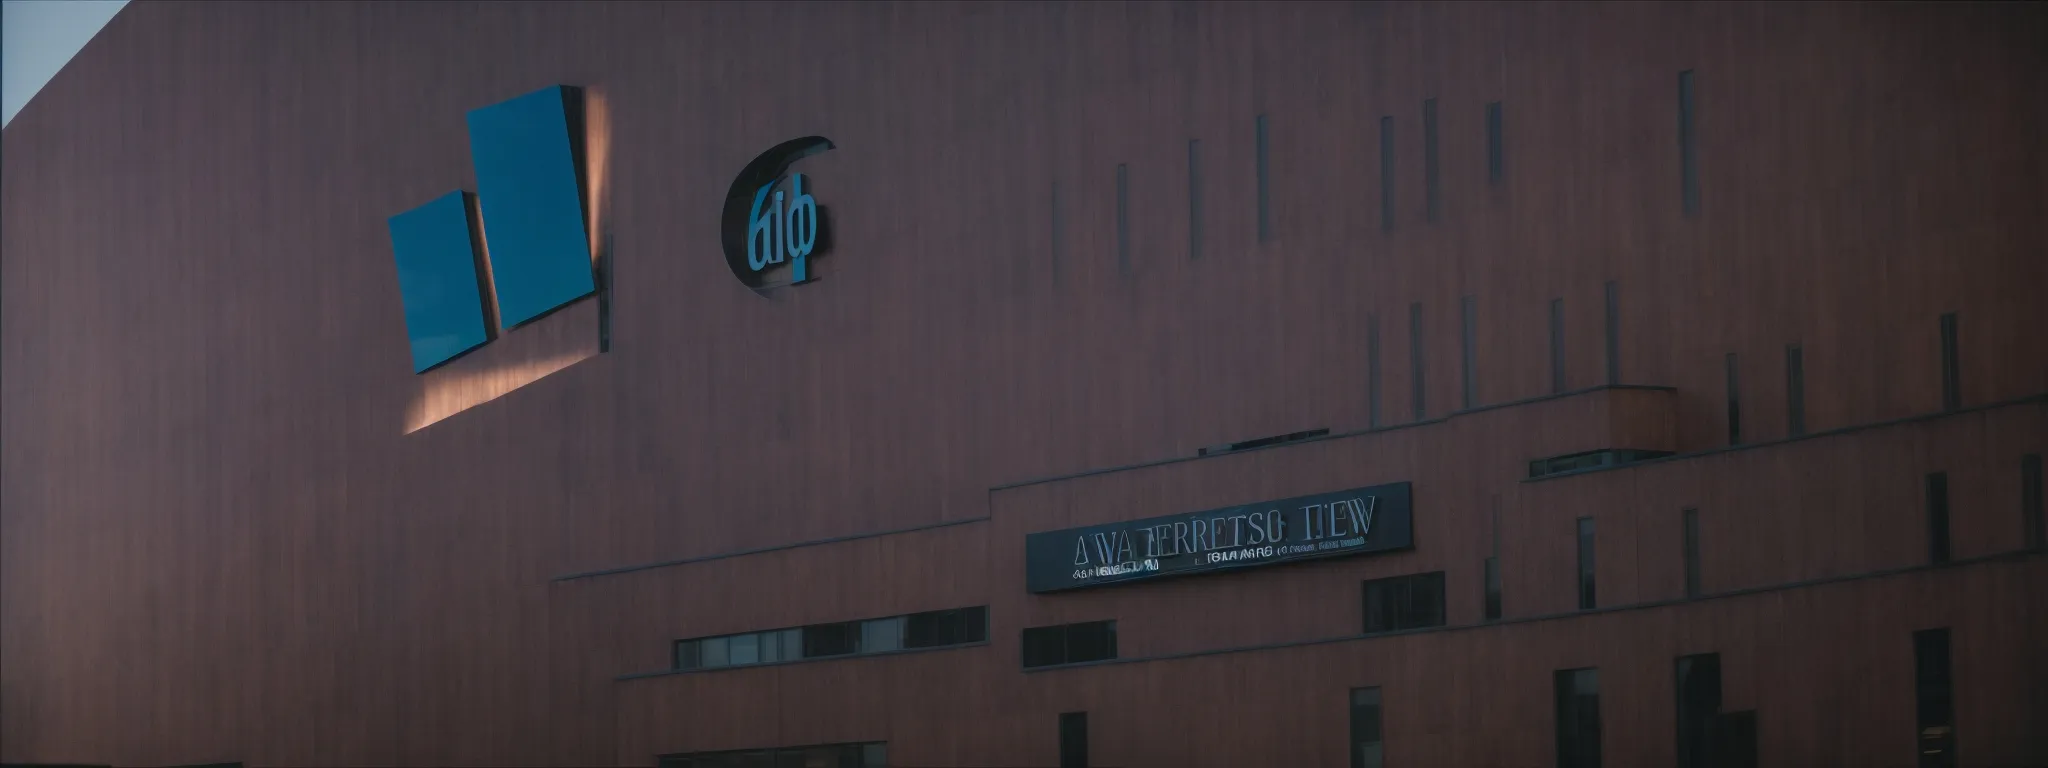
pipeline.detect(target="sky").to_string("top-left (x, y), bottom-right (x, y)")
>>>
top-left (3, 0), bottom-right (128, 127)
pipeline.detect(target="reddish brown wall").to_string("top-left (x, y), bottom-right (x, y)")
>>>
top-left (4, 1), bottom-right (2044, 766)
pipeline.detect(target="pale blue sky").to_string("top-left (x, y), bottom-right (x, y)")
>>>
top-left (3, 0), bottom-right (128, 127)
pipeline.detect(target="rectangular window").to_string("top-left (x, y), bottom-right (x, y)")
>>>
top-left (1683, 507), bottom-right (1702, 599)
top-left (1603, 281), bottom-right (1620, 385)
top-left (1362, 571), bottom-right (1447, 634)
top-left (1022, 620), bottom-right (1118, 668)
top-left (1725, 353), bottom-right (1742, 445)
top-left (1914, 628), bottom-right (1956, 768)
top-left (1785, 344), bottom-right (1805, 436)
top-left (1927, 472), bottom-right (1951, 564)
top-left (1350, 687), bottom-right (1384, 768)
top-left (1257, 114), bottom-right (1272, 242)
top-left (1679, 69), bottom-right (1698, 215)
top-left (861, 616), bottom-right (903, 653)
top-left (1424, 98), bottom-right (1441, 222)
top-left (2025, 454), bottom-right (2044, 551)
top-left (1380, 115), bottom-right (1396, 232)
top-left (1577, 517), bottom-right (1597, 610)
top-left (905, 606), bottom-right (987, 649)
top-left (1461, 295), bottom-right (1478, 409)
top-left (1550, 298), bottom-right (1566, 394)
top-left (700, 635), bottom-right (730, 668)
top-left (1555, 667), bottom-right (1603, 768)
top-left (804, 621), bottom-right (859, 658)
top-left (659, 742), bottom-right (887, 768)
top-left (1484, 557), bottom-right (1502, 621)
top-left (1411, 302), bottom-right (1427, 420)
top-left (1060, 712), bottom-right (1089, 768)
top-left (1188, 139), bottom-right (1203, 261)
top-left (1675, 653), bottom-right (1722, 768)
top-left (1115, 163), bottom-right (1130, 274)
top-left (1940, 312), bottom-right (1960, 411)
top-left (1718, 710), bottom-right (1759, 768)
top-left (728, 631), bottom-right (760, 665)
top-left (1368, 313), bottom-right (1383, 428)
top-left (674, 639), bottom-right (701, 671)
top-left (1487, 101), bottom-right (1504, 184)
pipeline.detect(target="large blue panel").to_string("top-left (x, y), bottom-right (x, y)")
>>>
top-left (467, 85), bottom-right (595, 328)
top-left (388, 191), bottom-right (491, 373)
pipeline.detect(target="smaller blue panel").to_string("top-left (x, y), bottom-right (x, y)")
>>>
top-left (467, 85), bottom-right (595, 328)
top-left (389, 191), bottom-right (490, 373)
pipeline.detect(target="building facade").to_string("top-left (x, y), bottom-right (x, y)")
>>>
top-left (3, 2), bottom-right (2045, 767)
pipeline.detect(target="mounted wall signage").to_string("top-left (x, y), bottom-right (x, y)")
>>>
top-left (1024, 482), bottom-right (1414, 593)
top-left (720, 136), bottom-right (835, 293)
top-left (386, 85), bottom-right (597, 373)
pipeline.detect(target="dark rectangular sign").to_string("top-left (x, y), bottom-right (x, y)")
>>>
top-left (1025, 481), bottom-right (1414, 593)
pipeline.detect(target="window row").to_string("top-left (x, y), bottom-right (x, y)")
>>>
top-left (674, 606), bottom-right (987, 671)
top-left (1021, 620), bottom-right (1118, 669)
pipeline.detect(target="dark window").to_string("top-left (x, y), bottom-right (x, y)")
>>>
top-left (1368, 313), bottom-right (1383, 428)
top-left (1940, 313), bottom-right (1960, 411)
top-left (728, 631), bottom-right (760, 665)
top-left (1926, 472), bottom-right (1951, 564)
top-left (1785, 344), bottom-right (1805, 436)
top-left (1188, 139), bottom-right (1203, 261)
top-left (1603, 281), bottom-right (1620, 385)
top-left (700, 635), bottom-right (729, 667)
top-left (1461, 295), bottom-right (1478, 409)
top-left (1362, 571), bottom-right (1447, 634)
top-left (1682, 508), bottom-right (1702, 599)
top-left (1410, 302), bottom-right (1427, 420)
top-left (1022, 620), bottom-right (1118, 668)
top-left (1577, 517), bottom-right (1597, 610)
top-left (1555, 667), bottom-right (1603, 768)
top-left (804, 621), bottom-right (859, 658)
top-left (1484, 557), bottom-right (1502, 621)
top-left (1256, 114), bottom-right (1271, 242)
top-left (1115, 163), bottom-right (1130, 274)
top-left (1067, 620), bottom-right (1116, 663)
top-left (1675, 653), bottom-right (1722, 768)
top-left (905, 606), bottom-right (987, 649)
top-left (660, 742), bottom-right (886, 768)
top-left (1550, 298), bottom-right (1566, 394)
top-left (1059, 712), bottom-right (1089, 768)
top-left (2025, 454), bottom-right (2044, 551)
top-left (1486, 101), bottom-right (1504, 184)
top-left (1198, 428), bottom-right (1328, 457)
top-left (1529, 448), bottom-right (1674, 479)
top-left (1679, 69), bottom-right (1698, 215)
top-left (1718, 711), bottom-right (1759, 768)
top-left (1380, 115), bottom-right (1396, 232)
top-left (1724, 353), bottom-right (1742, 445)
top-left (673, 608), bottom-right (980, 673)
top-left (1914, 628), bottom-right (1956, 767)
top-left (1350, 687), bottom-right (1384, 768)
top-left (1424, 98), bottom-right (1441, 222)
top-left (860, 616), bottom-right (903, 653)
top-left (675, 638), bottom-right (701, 670)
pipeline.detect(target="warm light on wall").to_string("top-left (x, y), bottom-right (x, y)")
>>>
top-left (583, 87), bottom-right (611, 265)
top-left (403, 294), bottom-right (600, 434)
top-left (404, 348), bottom-right (593, 434)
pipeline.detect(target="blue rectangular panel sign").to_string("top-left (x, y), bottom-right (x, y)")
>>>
top-left (466, 85), bottom-right (595, 328)
top-left (388, 191), bottom-right (490, 373)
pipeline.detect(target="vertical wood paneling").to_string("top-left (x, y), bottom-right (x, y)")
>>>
top-left (4, 1), bottom-right (2044, 766)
